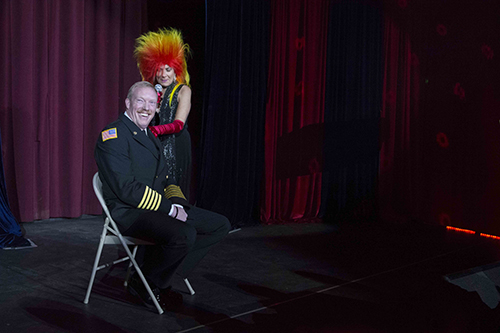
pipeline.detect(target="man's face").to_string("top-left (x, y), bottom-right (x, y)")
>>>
top-left (125, 86), bottom-right (157, 130)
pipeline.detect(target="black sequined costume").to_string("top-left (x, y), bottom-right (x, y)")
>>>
top-left (151, 81), bottom-right (192, 200)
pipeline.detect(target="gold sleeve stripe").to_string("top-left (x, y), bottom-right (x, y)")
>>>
top-left (138, 186), bottom-right (161, 211)
top-left (144, 189), bottom-right (154, 210)
top-left (153, 192), bottom-right (162, 211)
top-left (138, 187), bottom-right (149, 209)
top-left (164, 184), bottom-right (187, 200)
top-left (146, 190), bottom-right (160, 210)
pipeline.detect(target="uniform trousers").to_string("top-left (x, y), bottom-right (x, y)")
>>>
top-left (122, 206), bottom-right (230, 289)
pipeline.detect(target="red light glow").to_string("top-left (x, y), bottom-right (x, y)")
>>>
top-left (446, 226), bottom-right (500, 240)
top-left (446, 226), bottom-right (476, 234)
top-left (436, 132), bottom-right (449, 148)
top-left (480, 233), bottom-right (500, 240)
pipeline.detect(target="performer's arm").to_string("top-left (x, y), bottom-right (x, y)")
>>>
top-left (149, 85), bottom-right (191, 137)
top-left (174, 85), bottom-right (191, 124)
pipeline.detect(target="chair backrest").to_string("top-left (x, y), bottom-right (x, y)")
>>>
top-left (93, 172), bottom-right (113, 220)
top-left (92, 172), bottom-right (153, 245)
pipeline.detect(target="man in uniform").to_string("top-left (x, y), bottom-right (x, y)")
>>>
top-left (94, 81), bottom-right (230, 311)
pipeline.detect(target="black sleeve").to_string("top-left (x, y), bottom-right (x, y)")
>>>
top-left (95, 127), bottom-right (173, 214)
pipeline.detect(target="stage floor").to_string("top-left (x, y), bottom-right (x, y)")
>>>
top-left (1, 215), bottom-right (500, 332)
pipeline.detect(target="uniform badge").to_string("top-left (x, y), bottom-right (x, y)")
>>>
top-left (102, 128), bottom-right (117, 141)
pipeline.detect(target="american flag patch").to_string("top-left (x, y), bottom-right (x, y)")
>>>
top-left (102, 128), bottom-right (117, 141)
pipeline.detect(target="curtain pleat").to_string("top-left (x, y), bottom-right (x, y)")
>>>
top-left (262, 0), bottom-right (328, 224)
top-left (0, 126), bottom-right (25, 248)
top-left (0, 0), bottom-right (147, 222)
top-left (378, 15), bottom-right (421, 223)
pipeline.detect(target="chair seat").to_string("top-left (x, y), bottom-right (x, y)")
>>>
top-left (104, 235), bottom-right (154, 246)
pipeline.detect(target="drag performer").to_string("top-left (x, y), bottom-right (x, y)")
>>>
top-left (134, 28), bottom-right (193, 200)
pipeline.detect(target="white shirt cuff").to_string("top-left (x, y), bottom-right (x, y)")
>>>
top-left (168, 203), bottom-right (184, 217)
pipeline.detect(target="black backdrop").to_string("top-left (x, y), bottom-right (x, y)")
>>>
top-left (197, 0), bottom-right (270, 226)
top-left (148, 0), bottom-right (269, 226)
top-left (321, 1), bottom-right (383, 224)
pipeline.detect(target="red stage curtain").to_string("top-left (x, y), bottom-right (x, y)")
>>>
top-left (0, 0), bottom-right (146, 222)
top-left (379, 15), bottom-right (421, 223)
top-left (262, 0), bottom-right (328, 223)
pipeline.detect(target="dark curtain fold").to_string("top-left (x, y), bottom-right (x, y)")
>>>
top-left (0, 127), bottom-right (26, 248)
top-left (197, 0), bottom-right (270, 226)
top-left (378, 15), bottom-right (421, 223)
top-left (321, 0), bottom-right (383, 224)
top-left (0, 0), bottom-right (147, 222)
top-left (262, 0), bottom-right (329, 224)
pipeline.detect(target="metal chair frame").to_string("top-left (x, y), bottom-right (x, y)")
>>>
top-left (84, 172), bottom-right (196, 314)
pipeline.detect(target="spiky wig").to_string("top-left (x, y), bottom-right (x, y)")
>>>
top-left (134, 28), bottom-right (191, 86)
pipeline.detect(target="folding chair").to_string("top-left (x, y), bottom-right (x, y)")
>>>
top-left (84, 172), bottom-right (197, 314)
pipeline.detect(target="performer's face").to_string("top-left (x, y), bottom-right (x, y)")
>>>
top-left (125, 86), bottom-right (157, 130)
top-left (156, 64), bottom-right (176, 87)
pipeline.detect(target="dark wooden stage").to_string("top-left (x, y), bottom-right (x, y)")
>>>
top-left (1, 216), bottom-right (500, 332)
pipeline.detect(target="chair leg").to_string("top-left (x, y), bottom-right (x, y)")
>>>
top-left (184, 278), bottom-right (195, 295)
top-left (83, 224), bottom-right (108, 304)
top-left (118, 235), bottom-right (164, 315)
top-left (124, 245), bottom-right (139, 287)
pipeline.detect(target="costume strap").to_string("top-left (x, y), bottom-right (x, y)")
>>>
top-left (169, 83), bottom-right (182, 107)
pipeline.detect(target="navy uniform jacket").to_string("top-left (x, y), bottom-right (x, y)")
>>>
top-left (94, 113), bottom-right (174, 230)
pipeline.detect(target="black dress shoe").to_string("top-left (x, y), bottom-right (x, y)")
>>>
top-left (127, 275), bottom-right (166, 311)
top-left (160, 286), bottom-right (183, 310)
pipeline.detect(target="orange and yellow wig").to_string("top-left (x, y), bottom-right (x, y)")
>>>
top-left (134, 28), bottom-right (191, 86)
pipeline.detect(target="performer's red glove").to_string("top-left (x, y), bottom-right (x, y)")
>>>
top-left (149, 120), bottom-right (184, 138)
